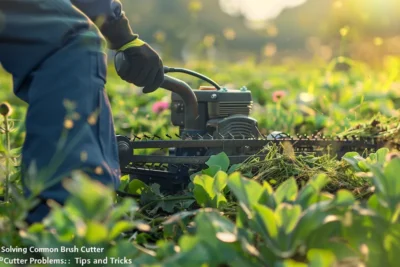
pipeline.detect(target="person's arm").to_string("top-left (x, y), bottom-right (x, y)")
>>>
top-left (71, 0), bottom-right (137, 50)
top-left (71, 0), bottom-right (117, 20)
top-left (71, 0), bottom-right (164, 92)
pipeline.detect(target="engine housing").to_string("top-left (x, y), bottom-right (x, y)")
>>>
top-left (171, 86), bottom-right (258, 139)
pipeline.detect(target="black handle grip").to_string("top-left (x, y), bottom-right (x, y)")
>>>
top-left (160, 75), bottom-right (199, 128)
top-left (114, 53), bottom-right (199, 129)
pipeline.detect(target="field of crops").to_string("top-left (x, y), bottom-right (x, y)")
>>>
top-left (1, 56), bottom-right (400, 266)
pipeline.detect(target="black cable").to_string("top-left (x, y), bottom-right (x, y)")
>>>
top-left (164, 67), bottom-right (222, 90)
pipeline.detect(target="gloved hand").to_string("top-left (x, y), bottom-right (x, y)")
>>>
top-left (114, 39), bottom-right (164, 93)
top-left (98, 3), bottom-right (164, 93)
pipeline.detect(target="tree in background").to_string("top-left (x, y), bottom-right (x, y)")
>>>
top-left (121, 0), bottom-right (400, 65)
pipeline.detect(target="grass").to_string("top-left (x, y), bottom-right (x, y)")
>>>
top-left (239, 144), bottom-right (370, 197)
top-left (1, 56), bottom-right (400, 266)
top-left (1, 56), bottom-right (400, 193)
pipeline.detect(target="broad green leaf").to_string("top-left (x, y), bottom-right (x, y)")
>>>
top-left (370, 158), bottom-right (400, 212)
top-left (193, 175), bottom-right (215, 207)
top-left (342, 151), bottom-right (360, 159)
top-left (275, 178), bottom-right (298, 204)
top-left (228, 172), bottom-right (266, 212)
top-left (118, 175), bottom-right (130, 191)
top-left (297, 174), bottom-right (330, 208)
top-left (367, 194), bottom-right (391, 220)
top-left (128, 179), bottom-right (148, 195)
top-left (109, 198), bottom-right (138, 222)
top-left (369, 162), bottom-right (387, 196)
top-left (27, 223), bottom-right (46, 234)
top-left (170, 239), bottom-right (212, 266)
top-left (179, 235), bottom-right (201, 252)
top-left (140, 188), bottom-right (159, 205)
top-left (293, 201), bottom-right (334, 243)
top-left (85, 221), bottom-right (108, 244)
top-left (206, 152), bottom-right (230, 172)
top-left (46, 207), bottom-right (75, 242)
top-left (106, 240), bottom-right (142, 260)
top-left (196, 210), bottom-right (236, 235)
top-left (332, 190), bottom-right (355, 207)
top-left (149, 198), bottom-right (195, 214)
top-left (109, 221), bottom-right (135, 240)
top-left (262, 181), bottom-right (274, 195)
top-left (258, 181), bottom-right (276, 209)
top-left (64, 174), bottom-right (114, 221)
top-left (383, 158), bottom-right (400, 197)
top-left (252, 203), bottom-right (279, 244)
top-left (385, 224), bottom-right (400, 265)
top-left (155, 240), bottom-right (178, 259)
top-left (193, 174), bottom-right (227, 208)
top-left (307, 249), bottom-right (336, 267)
top-left (213, 171), bottom-right (228, 193)
top-left (275, 204), bottom-right (301, 234)
top-left (150, 183), bottom-right (161, 195)
top-left (342, 152), bottom-right (364, 172)
top-left (376, 148), bottom-right (389, 165)
top-left (212, 193), bottom-right (228, 210)
top-left (202, 165), bottom-right (221, 177)
top-left (136, 233), bottom-right (152, 244)
top-left (275, 259), bottom-right (307, 267)
top-left (357, 160), bottom-right (370, 172)
top-left (176, 210), bottom-right (240, 265)
top-left (163, 210), bottom-right (199, 239)
top-left (305, 221), bottom-right (357, 260)
top-left (228, 164), bottom-right (241, 174)
top-left (163, 210), bottom-right (199, 226)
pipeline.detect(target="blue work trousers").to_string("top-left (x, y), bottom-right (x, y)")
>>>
top-left (0, 0), bottom-right (121, 223)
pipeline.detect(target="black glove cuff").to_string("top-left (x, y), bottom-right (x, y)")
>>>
top-left (99, 12), bottom-right (138, 50)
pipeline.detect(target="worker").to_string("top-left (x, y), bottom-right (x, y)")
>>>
top-left (0, 0), bottom-right (164, 223)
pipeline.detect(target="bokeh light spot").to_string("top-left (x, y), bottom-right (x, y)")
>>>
top-left (80, 151), bottom-right (88, 162)
top-left (94, 166), bottom-right (103, 175)
top-left (203, 35), bottom-right (216, 47)
top-left (263, 43), bottom-right (277, 57)
top-left (333, 1), bottom-right (343, 9)
top-left (154, 31), bottom-right (166, 43)
top-left (340, 26), bottom-right (350, 37)
top-left (374, 37), bottom-right (383, 46)
top-left (266, 25), bottom-right (278, 37)
top-left (223, 28), bottom-right (237, 40)
top-left (64, 119), bottom-right (74, 129)
top-left (188, 0), bottom-right (203, 13)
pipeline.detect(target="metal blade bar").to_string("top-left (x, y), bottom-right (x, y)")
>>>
top-left (131, 138), bottom-right (380, 149)
top-left (129, 152), bottom-right (351, 165)
top-left (130, 155), bottom-right (260, 165)
top-left (122, 167), bottom-right (177, 178)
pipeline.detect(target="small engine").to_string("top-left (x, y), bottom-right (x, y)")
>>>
top-left (171, 86), bottom-right (259, 140)
top-left (168, 85), bottom-right (260, 172)
top-left (116, 66), bottom-right (262, 191)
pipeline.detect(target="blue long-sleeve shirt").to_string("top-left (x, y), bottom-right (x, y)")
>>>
top-left (71, 0), bottom-right (123, 20)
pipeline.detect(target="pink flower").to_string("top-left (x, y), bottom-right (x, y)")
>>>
top-left (272, 90), bottom-right (287, 102)
top-left (152, 101), bottom-right (169, 114)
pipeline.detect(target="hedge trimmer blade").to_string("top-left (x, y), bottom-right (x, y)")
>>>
top-left (117, 132), bottom-right (398, 191)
